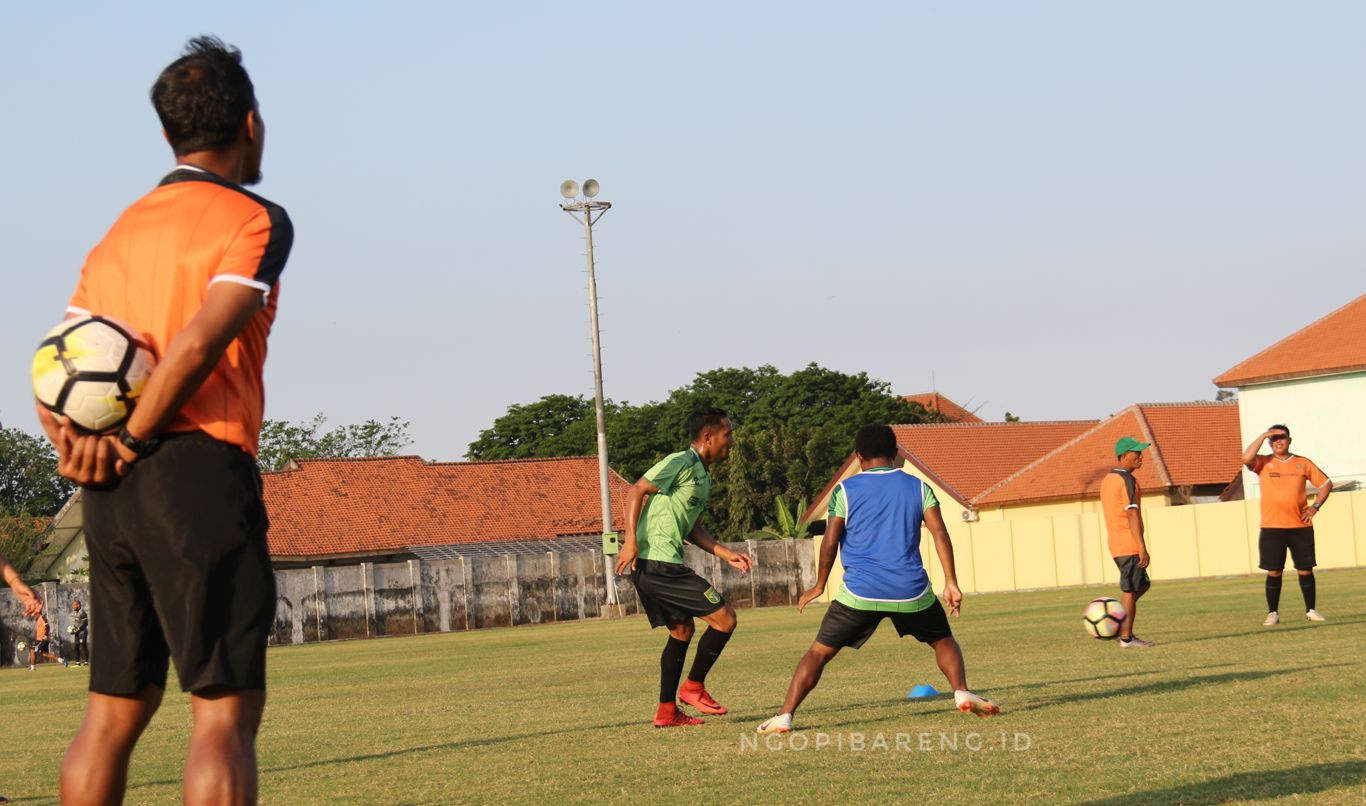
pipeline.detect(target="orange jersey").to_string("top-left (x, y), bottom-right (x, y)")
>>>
top-left (1252, 454), bottom-right (1329, 529)
top-left (1100, 469), bottom-right (1143, 557)
top-left (68, 167), bottom-right (293, 455)
top-left (35, 615), bottom-right (50, 640)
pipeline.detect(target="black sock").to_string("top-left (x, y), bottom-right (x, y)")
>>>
top-left (1299, 573), bottom-right (1316, 611)
top-left (686, 628), bottom-right (733, 685)
top-left (1265, 575), bottom-right (1282, 612)
top-left (659, 637), bottom-right (690, 703)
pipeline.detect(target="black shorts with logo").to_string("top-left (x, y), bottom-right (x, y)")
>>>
top-left (83, 432), bottom-right (275, 695)
top-left (815, 599), bottom-right (953, 650)
top-left (1114, 555), bottom-right (1151, 593)
top-left (630, 558), bottom-right (725, 628)
top-left (1259, 526), bottom-right (1316, 571)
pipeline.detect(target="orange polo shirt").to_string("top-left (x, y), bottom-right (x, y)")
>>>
top-left (1252, 454), bottom-right (1329, 529)
top-left (67, 167), bottom-right (293, 456)
top-left (1101, 469), bottom-right (1143, 557)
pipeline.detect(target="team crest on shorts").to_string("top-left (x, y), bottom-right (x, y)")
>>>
top-left (704, 587), bottom-right (721, 604)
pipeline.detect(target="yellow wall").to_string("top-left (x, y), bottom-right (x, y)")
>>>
top-left (812, 487), bottom-right (1366, 597)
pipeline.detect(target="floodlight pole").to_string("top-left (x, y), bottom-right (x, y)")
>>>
top-left (561, 196), bottom-right (619, 606)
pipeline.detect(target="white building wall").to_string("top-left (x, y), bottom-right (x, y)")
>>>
top-left (1236, 371), bottom-right (1366, 496)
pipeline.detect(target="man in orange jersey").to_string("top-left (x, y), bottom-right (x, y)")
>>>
top-left (36, 37), bottom-right (291, 806)
top-left (1100, 437), bottom-right (1154, 648)
top-left (1242, 425), bottom-right (1332, 626)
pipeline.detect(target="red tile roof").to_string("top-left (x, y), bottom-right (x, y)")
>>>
top-left (263, 455), bottom-right (628, 559)
top-left (1214, 294), bottom-right (1366, 387)
top-left (901, 393), bottom-right (984, 423)
top-left (975, 402), bottom-right (1241, 506)
top-left (893, 420), bottom-right (1098, 505)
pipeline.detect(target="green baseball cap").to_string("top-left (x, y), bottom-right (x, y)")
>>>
top-left (1115, 436), bottom-right (1150, 457)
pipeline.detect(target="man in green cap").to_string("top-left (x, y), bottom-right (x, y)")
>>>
top-left (1100, 436), bottom-right (1154, 648)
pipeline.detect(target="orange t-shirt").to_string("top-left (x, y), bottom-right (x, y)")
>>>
top-left (1100, 469), bottom-right (1143, 557)
top-left (67, 167), bottom-right (293, 456)
top-left (35, 615), bottom-right (50, 640)
top-left (1252, 454), bottom-right (1329, 529)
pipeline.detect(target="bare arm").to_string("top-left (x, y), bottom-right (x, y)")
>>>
top-left (688, 521), bottom-right (752, 573)
top-left (923, 507), bottom-right (964, 616)
top-left (1, 556), bottom-right (43, 617)
top-left (1128, 507), bottom-right (1150, 567)
top-left (615, 478), bottom-right (658, 575)
top-left (1243, 430), bottom-right (1274, 471)
top-left (117, 282), bottom-right (266, 455)
top-left (797, 517), bottom-right (843, 612)
top-left (1304, 477), bottom-right (1333, 523)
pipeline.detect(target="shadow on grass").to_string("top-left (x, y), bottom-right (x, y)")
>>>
top-left (1003, 662), bottom-right (1354, 715)
top-left (1074, 760), bottom-right (1366, 805)
top-left (1163, 614), bottom-right (1366, 645)
top-left (803, 662), bottom-right (1352, 728)
top-left (123, 718), bottom-right (646, 791)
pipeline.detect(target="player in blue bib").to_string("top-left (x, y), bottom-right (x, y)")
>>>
top-left (757, 425), bottom-right (999, 733)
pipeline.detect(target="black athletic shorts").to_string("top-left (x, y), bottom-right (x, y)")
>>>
top-left (35, 638), bottom-right (51, 654)
top-left (1114, 555), bottom-right (1151, 593)
top-left (630, 558), bottom-right (725, 628)
top-left (83, 432), bottom-right (275, 695)
top-left (1259, 526), bottom-right (1316, 571)
top-left (815, 599), bottom-right (953, 650)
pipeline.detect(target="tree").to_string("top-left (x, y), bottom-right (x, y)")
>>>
top-left (0, 426), bottom-right (74, 517)
top-left (1004, 412), bottom-right (1021, 422)
top-left (257, 414), bottom-right (413, 472)
top-left (467, 395), bottom-right (606, 461)
top-left (467, 364), bottom-right (943, 537)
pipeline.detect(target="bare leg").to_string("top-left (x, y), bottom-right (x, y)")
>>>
top-left (931, 636), bottom-right (968, 691)
top-left (1119, 584), bottom-right (1150, 638)
top-left (780, 642), bottom-right (841, 716)
top-left (183, 687), bottom-right (266, 806)
top-left (61, 685), bottom-right (164, 805)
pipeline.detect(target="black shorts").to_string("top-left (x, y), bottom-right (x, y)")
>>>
top-left (1259, 527), bottom-right (1316, 571)
top-left (814, 599), bottom-right (953, 650)
top-left (34, 638), bottom-right (51, 654)
top-left (83, 432), bottom-right (275, 695)
top-left (630, 559), bottom-right (725, 628)
top-left (1114, 555), bottom-right (1151, 593)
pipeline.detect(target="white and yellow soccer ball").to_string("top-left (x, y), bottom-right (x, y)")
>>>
top-left (32, 316), bottom-right (156, 433)
top-left (15, 640), bottom-right (29, 654)
top-left (1082, 596), bottom-right (1127, 639)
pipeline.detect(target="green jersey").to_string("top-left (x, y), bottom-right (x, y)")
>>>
top-left (636, 448), bottom-right (712, 564)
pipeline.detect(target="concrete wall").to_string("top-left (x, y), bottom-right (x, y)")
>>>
top-left (1235, 372), bottom-right (1366, 492)
top-left (814, 489), bottom-right (1366, 598)
top-left (4, 540), bottom-right (815, 665)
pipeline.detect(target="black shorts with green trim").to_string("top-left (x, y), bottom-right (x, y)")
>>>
top-left (630, 558), bottom-right (725, 628)
top-left (814, 599), bottom-right (952, 650)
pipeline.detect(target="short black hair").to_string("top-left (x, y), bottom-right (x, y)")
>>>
top-left (855, 424), bottom-right (898, 460)
top-left (687, 407), bottom-right (730, 441)
top-left (1269, 424), bottom-right (1290, 438)
top-left (151, 36), bottom-right (257, 156)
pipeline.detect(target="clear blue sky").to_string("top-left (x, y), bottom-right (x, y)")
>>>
top-left (2, 2), bottom-right (1362, 459)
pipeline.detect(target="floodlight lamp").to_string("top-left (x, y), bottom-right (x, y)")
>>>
top-left (560, 179), bottom-right (580, 199)
top-left (583, 179), bottom-right (600, 198)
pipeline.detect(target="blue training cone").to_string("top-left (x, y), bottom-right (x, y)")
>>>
top-left (907, 684), bottom-right (940, 700)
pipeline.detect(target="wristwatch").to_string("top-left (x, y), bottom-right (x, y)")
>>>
top-left (117, 427), bottom-right (159, 459)
top-left (1311, 502), bottom-right (1322, 511)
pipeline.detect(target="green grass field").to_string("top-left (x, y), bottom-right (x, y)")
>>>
top-left (3, 569), bottom-right (1365, 805)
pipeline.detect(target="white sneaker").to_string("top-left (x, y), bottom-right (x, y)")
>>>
top-left (1119, 635), bottom-right (1155, 649)
top-left (1305, 609), bottom-right (1326, 622)
top-left (756, 713), bottom-right (793, 734)
top-left (1263, 611), bottom-right (1279, 626)
top-left (954, 690), bottom-right (1000, 717)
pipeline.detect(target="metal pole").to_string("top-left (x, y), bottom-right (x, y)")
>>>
top-left (583, 212), bottom-right (620, 605)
